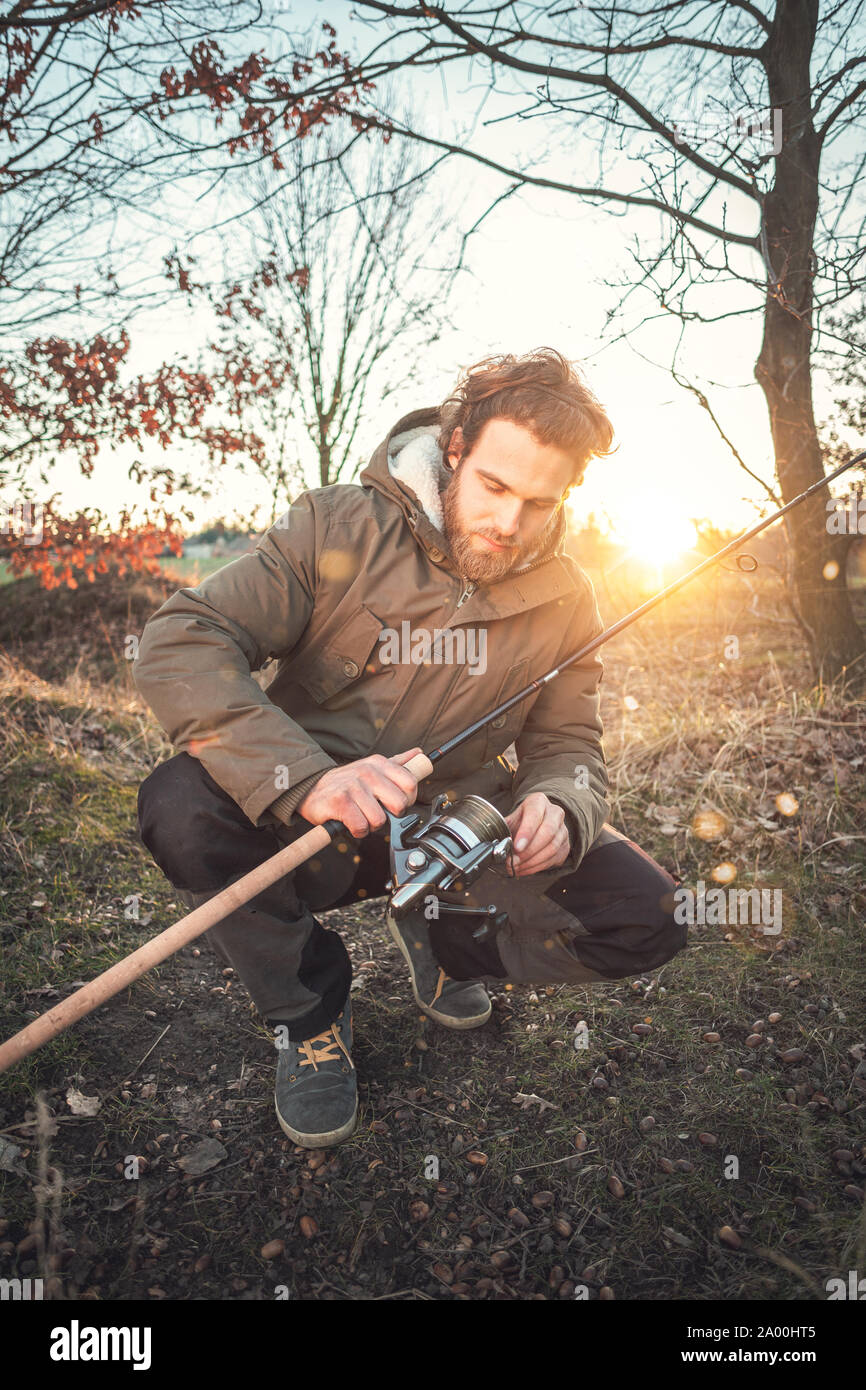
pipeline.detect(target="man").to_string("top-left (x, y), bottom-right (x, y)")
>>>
top-left (135, 348), bottom-right (686, 1150)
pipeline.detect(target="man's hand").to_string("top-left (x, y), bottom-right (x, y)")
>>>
top-left (504, 793), bottom-right (571, 877)
top-left (296, 748), bottom-right (423, 838)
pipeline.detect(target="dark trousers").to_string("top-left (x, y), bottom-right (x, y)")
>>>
top-left (138, 753), bottom-right (686, 1041)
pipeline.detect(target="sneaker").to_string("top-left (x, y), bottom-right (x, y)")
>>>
top-left (274, 998), bottom-right (358, 1148)
top-left (386, 909), bottom-right (492, 1029)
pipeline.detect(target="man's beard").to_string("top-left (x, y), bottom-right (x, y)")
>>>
top-left (441, 463), bottom-right (561, 582)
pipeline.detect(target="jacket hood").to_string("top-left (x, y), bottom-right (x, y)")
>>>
top-left (358, 406), bottom-right (569, 575)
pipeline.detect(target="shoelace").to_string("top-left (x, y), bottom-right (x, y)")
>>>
top-left (297, 1021), bottom-right (355, 1072)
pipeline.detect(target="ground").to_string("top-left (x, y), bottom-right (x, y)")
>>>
top-left (0, 564), bottom-right (864, 1301)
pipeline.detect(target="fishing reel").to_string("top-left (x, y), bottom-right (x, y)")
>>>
top-left (385, 793), bottom-right (513, 929)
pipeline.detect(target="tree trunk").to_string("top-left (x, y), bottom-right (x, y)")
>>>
top-left (755, 0), bottom-right (865, 681)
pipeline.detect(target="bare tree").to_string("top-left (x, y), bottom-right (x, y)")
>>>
top-left (280, 0), bottom-right (866, 679)
top-left (247, 124), bottom-right (463, 495)
top-left (168, 121), bottom-right (466, 511)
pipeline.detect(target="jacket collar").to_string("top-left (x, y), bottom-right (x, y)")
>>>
top-left (359, 407), bottom-right (576, 615)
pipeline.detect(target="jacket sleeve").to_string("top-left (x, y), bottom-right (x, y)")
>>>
top-left (133, 493), bottom-right (339, 827)
top-left (510, 569), bottom-right (609, 868)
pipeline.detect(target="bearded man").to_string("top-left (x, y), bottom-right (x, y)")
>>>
top-left (134, 348), bottom-right (686, 1148)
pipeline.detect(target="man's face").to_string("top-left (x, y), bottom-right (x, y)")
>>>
top-left (441, 417), bottom-right (574, 581)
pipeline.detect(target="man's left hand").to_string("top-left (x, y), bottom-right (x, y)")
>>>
top-left (504, 793), bottom-right (571, 877)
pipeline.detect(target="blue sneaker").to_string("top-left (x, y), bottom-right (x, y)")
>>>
top-left (274, 997), bottom-right (358, 1148)
top-left (386, 909), bottom-right (492, 1029)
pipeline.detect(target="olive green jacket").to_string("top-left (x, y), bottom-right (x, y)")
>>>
top-left (133, 406), bottom-right (610, 868)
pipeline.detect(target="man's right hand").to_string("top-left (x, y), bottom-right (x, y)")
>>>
top-left (296, 748), bottom-right (423, 837)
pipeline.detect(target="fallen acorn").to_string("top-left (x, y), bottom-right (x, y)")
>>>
top-left (193, 1254), bottom-right (212, 1274)
top-left (607, 1174), bottom-right (625, 1198)
top-left (260, 1239), bottom-right (285, 1260)
top-left (639, 1116), bottom-right (656, 1134)
top-left (702, 1032), bottom-right (721, 1044)
top-left (698, 1133), bottom-right (718, 1147)
top-left (734, 1068), bottom-right (754, 1080)
top-left (489, 1249), bottom-right (515, 1270)
top-left (674, 1159), bottom-right (694, 1173)
top-left (779, 1048), bottom-right (806, 1063)
top-left (769, 1012), bottom-right (782, 1023)
top-left (531, 1190), bottom-right (554, 1208)
top-left (573, 1131), bottom-right (588, 1151)
top-left (599, 1285), bottom-right (615, 1300)
top-left (508, 1207), bottom-right (530, 1229)
top-left (466, 1150), bottom-right (488, 1167)
top-left (745, 1034), bottom-right (763, 1048)
top-left (718, 1226), bottom-right (742, 1249)
top-left (657, 1157), bottom-right (675, 1174)
top-left (844, 1184), bottom-right (865, 1200)
top-left (299, 1216), bottom-right (318, 1239)
top-left (548, 1264), bottom-right (566, 1289)
top-left (794, 1196), bottom-right (817, 1212)
top-left (408, 1200), bottom-right (430, 1222)
top-left (552, 1217), bottom-right (572, 1237)
top-left (631, 1023), bottom-right (652, 1036)
top-left (431, 1261), bottom-right (453, 1284)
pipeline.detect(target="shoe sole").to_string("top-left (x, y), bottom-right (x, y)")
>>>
top-left (387, 914), bottom-right (492, 1029)
top-left (274, 1094), bottom-right (359, 1149)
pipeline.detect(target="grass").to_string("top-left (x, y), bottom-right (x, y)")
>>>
top-left (0, 563), bottom-right (864, 1301)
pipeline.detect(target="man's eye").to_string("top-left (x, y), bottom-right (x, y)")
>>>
top-left (485, 482), bottom-right (503, 495)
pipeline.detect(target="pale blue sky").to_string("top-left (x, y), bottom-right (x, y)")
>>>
top-left (42, 0), bottom-right (862, 541)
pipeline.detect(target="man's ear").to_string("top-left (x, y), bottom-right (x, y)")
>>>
top-left (445, 426), bottom-right (465, 471)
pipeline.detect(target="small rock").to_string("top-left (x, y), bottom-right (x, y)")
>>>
top-left (718, 1225), bottom-right (741, 1249)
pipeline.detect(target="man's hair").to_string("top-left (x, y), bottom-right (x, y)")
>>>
top-left (437, 347), bottom-right (616, 488)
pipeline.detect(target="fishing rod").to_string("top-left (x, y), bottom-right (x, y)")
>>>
top-left (0, 447), bottom-right (863, 1073)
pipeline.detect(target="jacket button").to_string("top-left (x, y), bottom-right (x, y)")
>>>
top-left (491, 715), bottom-right (506, 729)
top-left (429, 547), bottom-right (444, 561)
top-left (343, 660), bottom-right (359, 678)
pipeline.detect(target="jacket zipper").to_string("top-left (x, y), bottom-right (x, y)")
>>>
top-left (455, 578), bottom-right (477, 609)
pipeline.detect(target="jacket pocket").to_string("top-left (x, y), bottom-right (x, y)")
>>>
top-left (294, 602), bottom-right (384, 704)
top-left (483, 658), bottom-right (531, 762)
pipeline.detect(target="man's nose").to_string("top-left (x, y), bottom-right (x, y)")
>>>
top-left (494, 499), bottom-right (524, 536)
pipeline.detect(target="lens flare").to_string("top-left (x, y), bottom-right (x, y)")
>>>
top-left (692, 810), bottom-right (729, 841)
top-left (775, 792), bottom-right (799, 817)
top-left (823, 560), bottom-right (840, 581)
top-left (711, 861), bottom-right (738, 884)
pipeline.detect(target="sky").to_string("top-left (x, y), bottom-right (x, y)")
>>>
top-left (36, 0), bottom-right (863, 545)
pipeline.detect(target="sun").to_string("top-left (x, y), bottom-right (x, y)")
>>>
top-left (614, 499), bottom-right (698, 564)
